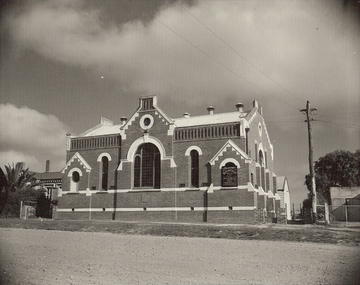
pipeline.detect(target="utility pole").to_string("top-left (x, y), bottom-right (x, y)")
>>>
top-left (300, 101), bottom-right (317, 224)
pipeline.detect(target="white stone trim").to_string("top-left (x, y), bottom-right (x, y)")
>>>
top-left (258, 142), bottom-right (266, 167)
top-left (62, 184), bottom-right (252, 194)
top-left (258, 187), bottom-right (267, 196)
top-left (97, 153), bottom-right (112, 162)
top-left (57, 206), bottom-right (256, 212)
top-left (139, 114), bottom-right (154, 130)
top-left (62, 152), bottom-right (92, 173)
top-left (67, 167), bottom-right (83, 177)
top-left (219, 158), bottom-right (241, 169)
top-left (126, 136), bottom-right (167, 162)
top-left (68, 167), bottom-right (83, 192)
top-left (209, 139), bottom-right (251, 166)
top-left (185, 146), bottom-right (203, 156)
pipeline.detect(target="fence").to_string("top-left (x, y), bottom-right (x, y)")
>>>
top-left (303, 205), bottom-right (360, 226)
top-left (329, 205), bottom-right (360, 224)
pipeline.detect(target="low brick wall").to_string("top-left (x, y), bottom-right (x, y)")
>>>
top-left (57, 188), bottom-right (261, 224)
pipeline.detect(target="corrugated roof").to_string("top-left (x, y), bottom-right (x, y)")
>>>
top-left (79, 110), bottom-right (250, 137)
top-left (34, 172), bottom-right (63, 180)
top-left (174, 112), bottom-right (248, 128)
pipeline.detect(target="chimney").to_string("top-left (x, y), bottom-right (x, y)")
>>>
top-left (120, 117), bottom-right (127, 126)
top-left (45, 160), bottom-right (50, 172)
top-left (207, 106), bottom-right (215, 115)
top-left (236, 103), bottom-right (244, 112)
top-left (183, 112), bottom-right (190, 118)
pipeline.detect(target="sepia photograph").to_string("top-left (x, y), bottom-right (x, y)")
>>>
top-left (0, 0), bottom-right (359, 284)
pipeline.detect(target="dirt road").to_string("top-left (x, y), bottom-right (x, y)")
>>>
top-left (1, 228), bottom-right (359, 284)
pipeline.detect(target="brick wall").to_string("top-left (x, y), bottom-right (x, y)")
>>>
top-left (64, 147), bottom-right (120, 192)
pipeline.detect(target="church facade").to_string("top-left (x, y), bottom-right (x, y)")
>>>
top-left (56, 95), bottom-right (286, 223)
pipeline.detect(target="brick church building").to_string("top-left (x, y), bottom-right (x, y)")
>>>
top-left (57, 95), bottom-right (287, 223)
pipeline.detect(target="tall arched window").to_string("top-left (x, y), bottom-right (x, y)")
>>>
top-left (101, 156), bottom-right (109, 190)
top-left (221, 162), bottom-right (237, 187)
top-left (259, 150), bottom-right (264, 166)
top-left (259, 150), bottom-right (265, 189)
top-left (134, 143), bottom-right (161, 188)
top-left (190, 150), bottom-right (199, 188)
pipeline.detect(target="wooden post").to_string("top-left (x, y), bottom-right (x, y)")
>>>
top-left (324, 202), bottom-right (330, 225)
top-left (345, 205), bottom-right (348, 227)
top-left (300, 101), bottom-right (317, 224)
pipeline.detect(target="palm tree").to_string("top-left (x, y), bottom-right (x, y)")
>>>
top-left (0, 162), bottom-right (40, 216)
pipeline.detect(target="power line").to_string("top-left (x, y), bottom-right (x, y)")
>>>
top-left (266, 120), bottom-right (303, 124)
top-left (265, 113), bottom-right (303, 119)
top-left (315, 112), bottom-right (360, 119)
top-left (316, 119), bottom-right (360, 129)
top-left (155, 18), bottom-right (299, 110)
top-left (177, 2), bottom-right (304, 105)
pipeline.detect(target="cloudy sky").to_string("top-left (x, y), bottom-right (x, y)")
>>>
top-left (1, 0), bottom-right (359, 207)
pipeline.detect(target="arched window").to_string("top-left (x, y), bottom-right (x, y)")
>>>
top-left (259, 150), bottom-right (264, 166)
top-left (69, 168), bottom-right (82, 192)
top-left (101, 156), bottom-right (109, 190)
top-left (255, 143), bottom-right (258, 162)
top-left (221, 162), bottom-right (237, 187)
top-left (190, 150), bottom-right (199, 188)
top-left (134, 143), bottom-right (161, 188)
top-left (259, 150), bottom-right (265, 189)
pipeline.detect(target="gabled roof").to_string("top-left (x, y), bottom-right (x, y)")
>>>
top-left (277, 176), bottom-right (288, 191)
top-left (61, 152), bottom-right (92, 173)
top-left (174, 111), bottom-right (249, 128)
top-left (209, 139), bottom-right (251, 165)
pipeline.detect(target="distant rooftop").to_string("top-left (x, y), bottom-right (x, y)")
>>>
top-left (34, 172), bottom-right (63, 181)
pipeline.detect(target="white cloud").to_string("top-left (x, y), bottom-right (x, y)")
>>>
top-left (0, 104), bottom-right (67, 172)
top-left (6, 0), bottom-right (359, 110)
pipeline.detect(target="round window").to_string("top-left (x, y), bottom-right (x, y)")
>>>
top-left (72, 171), bottom-right (80, 183)
top-left (140, 115), bottom-right (154, 130)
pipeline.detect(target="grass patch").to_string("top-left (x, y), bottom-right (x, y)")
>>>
top-left (0, 219), bottom-right (359, 246)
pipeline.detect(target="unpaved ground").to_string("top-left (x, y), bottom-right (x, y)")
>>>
top-left (0, 228), bottom-right (359, 285)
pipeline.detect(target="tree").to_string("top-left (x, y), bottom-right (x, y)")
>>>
top-left (304, 150), bottom-right (360, 206)
top-left (0, 162), bottom-right (40, 217)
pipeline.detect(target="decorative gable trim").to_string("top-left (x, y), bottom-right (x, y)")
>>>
top-left (209, 139), bottom-right (251, 166)
top-left (119, 111), bottom-right (140, 140)
top-left (154, 110), bottom-right (174, 126)
top-left (246, 108), bottom-right (257, 124)
top-left (61, 152), bottom-right (92, 173)
top-left (120, 95), bottom-right (174, 140)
